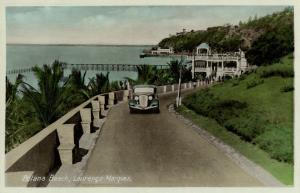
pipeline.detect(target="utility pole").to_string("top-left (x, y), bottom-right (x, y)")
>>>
top-left (193, 48), bottom-right (196, 78)
top-left (176, 57), bottom-right (183, 107)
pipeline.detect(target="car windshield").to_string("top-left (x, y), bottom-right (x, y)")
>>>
top-left (134, 87), bottom-right (154, 94)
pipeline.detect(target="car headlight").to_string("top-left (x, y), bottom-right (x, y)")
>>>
top-left (148, 96), bottom-right (153, 100)
top-left (134, 96), bottom-right (139, 101)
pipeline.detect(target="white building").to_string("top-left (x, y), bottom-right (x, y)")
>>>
top-left (151, 47), bottom-right (174, 55)
top-left (189, 43), bottom-right (250, 80)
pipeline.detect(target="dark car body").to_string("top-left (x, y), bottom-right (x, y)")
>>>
top-left (128, 85), bottom-right (159, 113)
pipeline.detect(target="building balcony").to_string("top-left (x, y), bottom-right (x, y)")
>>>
top-left (194, 67), bottom-right (209, 72)
top-left (223, 67), bottom-right (237, 72)
top-left (188, 55), bottom-right (239, 61)
top-left (195, 67), bottom-right (237, 72)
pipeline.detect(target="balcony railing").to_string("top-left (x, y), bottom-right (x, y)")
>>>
top-left (188, 55), bottom-right (239, 61)
top-left (194, 67), bottom-right (237, 72)
top-left (223, 67), bottom-right (237, 72)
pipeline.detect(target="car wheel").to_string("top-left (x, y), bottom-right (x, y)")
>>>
top-left (129, 108), bottom-right (135, 114)
top-left (155, 108), bottom-right (160, 113)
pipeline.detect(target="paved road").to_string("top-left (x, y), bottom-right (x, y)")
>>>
top-left (79, 90), bottom-right (262, 187)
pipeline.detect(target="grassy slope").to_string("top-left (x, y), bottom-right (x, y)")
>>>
top-left (178, 54), bottom-right (294, 185)
top-left (211, 76), bottom-right (293, 130)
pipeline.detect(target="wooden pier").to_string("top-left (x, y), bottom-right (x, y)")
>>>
top-left (7, 63), bottom-right (169, 75)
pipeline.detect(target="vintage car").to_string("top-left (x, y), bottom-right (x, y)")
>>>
top-left (128, 85), bottom-right (159, 113)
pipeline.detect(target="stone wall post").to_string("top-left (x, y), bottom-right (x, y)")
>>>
top-left (57, 124), bottom-right (75, 165)
top-left (91, 101), bottom-right (100, 128)
top-left (171, 85), bottom-right (175, 92)
top-left (163, 85), bottom-right (167, 93)
top-left (189, 82), bottom-right (192, 88)
top-left (80, 108), bottom-right (91, 134)
top-left (108, 92), bottom-right (115, 108)
top-left (123, 90), bottom-right (129, 102)
top-left (197, 80), bottom-right (200, 87)
top-left (98, 95), bottom-right (105, 117)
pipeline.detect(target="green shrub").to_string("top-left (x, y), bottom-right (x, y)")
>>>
top-left (280, 84), bottom-right (294, 92)
top-left (183, 89), bottom-right (218, 116)
top-left (259, 66), bottom-right (294, 78)
top-left (239, 74), bottom-right (247, 80)
top-left (224, 76), bottom-right (233, 81)
top-left (254, 127), bottom-right (293, 163)
top-left (184, 91), bottom-right (248, 126)
top-left (231, 80), bottom-right (240, 87)
top-left (208, 99), bottom-right (247, 124)
top-left (246, 79), bottom-right (264, 89)
top-left (184, 91), bottom-right (266, 142)
top-left (224, 114), bottom-right (266, 141)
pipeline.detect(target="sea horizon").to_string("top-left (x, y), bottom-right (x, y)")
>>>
top-left (6, 43), bottom-right (155, 47)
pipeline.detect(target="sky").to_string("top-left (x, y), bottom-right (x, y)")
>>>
top-left (6, 6), bottom-right (287, 45)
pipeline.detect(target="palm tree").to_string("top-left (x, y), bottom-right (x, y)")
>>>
top-left (125, 65), bottom-right (156, 85)
top-left (69, 69), bottom-right (87, 90)
top-left (167, 59), bottom-right (192, 83)
top-left (68, 69), bottom-right (90, 100)
top-left (151, 67), bottom-right (172, 86)
top-left (136, 65), bottom-right (155, 84)
top-left (109, 80), bottom-right (121, 91)
top-left (6, 74), bottom-right (27, 151)
top-left (6, 74), bottom-right (23, 105)
top-left (6, 74), bottom-right (42, 152)
top-left (88, 72), bottom-right (110, 96)
top-left (168, 59), bottom-right (183, 83)
top-left (21, 60), bottom-right (71, 127)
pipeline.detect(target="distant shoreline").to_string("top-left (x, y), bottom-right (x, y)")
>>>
top-left (6, 43), bottom-right (154, 47)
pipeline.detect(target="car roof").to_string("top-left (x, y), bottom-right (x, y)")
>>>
top-left (133, 85), bottom-right (156, 89)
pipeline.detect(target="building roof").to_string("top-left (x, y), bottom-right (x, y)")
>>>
top-left (197, 43), bottom-right (210, 50)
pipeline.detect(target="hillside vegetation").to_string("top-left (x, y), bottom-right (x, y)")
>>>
top-left (181, 54), bottom-right (293, 184)
top-left (158, 7), bottom-right (293, 66)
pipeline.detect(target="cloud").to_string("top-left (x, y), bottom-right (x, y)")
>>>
top-left (77, 14), bottom-right (115, 28)
top-left (6, 6), bottom-right (287, 44)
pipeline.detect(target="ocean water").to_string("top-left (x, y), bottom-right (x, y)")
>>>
top-left (6, 45), bottom-right (181, 87)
